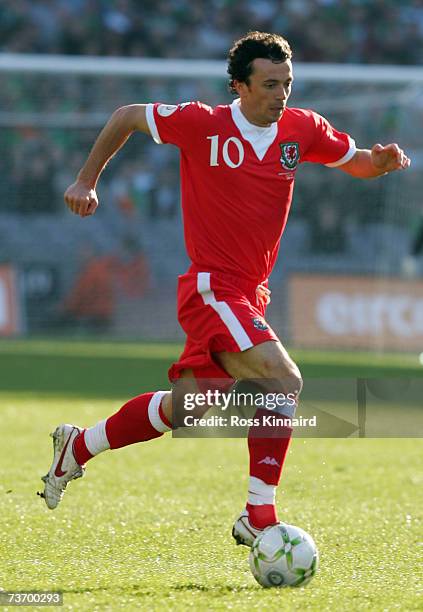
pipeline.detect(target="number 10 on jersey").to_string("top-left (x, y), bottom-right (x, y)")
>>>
top-left (207, 135), bottom-right (245, 168)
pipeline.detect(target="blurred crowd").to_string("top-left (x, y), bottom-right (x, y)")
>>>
top-left (1, 0), bottom-right (423, 64)
top-left (0, 0), bottom-right (419, 226)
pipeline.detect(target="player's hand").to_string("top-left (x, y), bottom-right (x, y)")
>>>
top-left (371, 143), bottom-right (411, 173)
top-left (64, 181), bottom-right (99, 217)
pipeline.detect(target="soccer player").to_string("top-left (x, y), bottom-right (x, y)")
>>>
top-left (40, 32), bottom-right (410, 546)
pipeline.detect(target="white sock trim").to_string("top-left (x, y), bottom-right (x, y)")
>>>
top-left (247, 476), bottom-right (276, 506)
top-left (270, 394), bottom-right (298, 418)
top-left (84, 419), bottom-right (110, 456)
top-left (148, 391), bottom-right (171, 433)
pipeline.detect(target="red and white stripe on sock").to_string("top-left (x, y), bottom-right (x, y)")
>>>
top-left (73, 391), bottom-right (171, 465)
top-left (247, 476), bottom-right (278, 529)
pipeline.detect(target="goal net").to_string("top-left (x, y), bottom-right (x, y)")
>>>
top-left (0, 54), bottom-right (421, 351)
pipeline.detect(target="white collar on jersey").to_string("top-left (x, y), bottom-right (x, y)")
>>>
top-left (230, 98), bottom-right (278, 161)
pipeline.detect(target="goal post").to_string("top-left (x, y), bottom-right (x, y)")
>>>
top-left (1, 52), bottom-right (423, 82)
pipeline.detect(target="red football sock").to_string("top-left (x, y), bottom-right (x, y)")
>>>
top-left (106, 391), bottom-right (171, 449)
top-left (73, 391), bottom-right (171, 465)
top-left (246, 408), bottom-right (293, 527)
top-left (73, 428), bottom-right (92, 465)
top-left (248, 408), bottom-right (293, 484)
top-left (246, 503), bottom-right (278, 529)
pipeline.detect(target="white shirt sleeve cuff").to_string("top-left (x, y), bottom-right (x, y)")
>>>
top-left (146, 103), bottom-right (162, 144)
top-left (325, 138), bottom-right (356, 168)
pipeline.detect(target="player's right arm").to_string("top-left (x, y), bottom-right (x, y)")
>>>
top-left (64, 104), bottom-right (150, 217)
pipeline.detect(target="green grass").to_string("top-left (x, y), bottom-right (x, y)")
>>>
top-left (0, 340), bottom-right (422, 610)
top-left (0, 338), bottom-right (422, 399)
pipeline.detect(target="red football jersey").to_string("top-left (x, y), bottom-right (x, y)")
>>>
top-left (146, 99), bottom-right (355, 283)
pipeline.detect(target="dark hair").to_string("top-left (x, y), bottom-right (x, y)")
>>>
top-left (227, 31), bottom-right (292, 93)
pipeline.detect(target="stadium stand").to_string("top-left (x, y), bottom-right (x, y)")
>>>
top-left (1, 0), bottom-right (422, 64)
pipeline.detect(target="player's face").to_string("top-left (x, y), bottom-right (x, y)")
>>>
top-left (235, 58), bottom-right (293, 127)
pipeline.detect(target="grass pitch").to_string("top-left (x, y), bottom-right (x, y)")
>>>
top-left (0, 340), bottom-right (422, 611)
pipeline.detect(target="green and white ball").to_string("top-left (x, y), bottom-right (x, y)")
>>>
top-left (249, 523), bottom-right (318, 588)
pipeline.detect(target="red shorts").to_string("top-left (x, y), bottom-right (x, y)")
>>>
top-left (168, 266), bottom-right (280, 382)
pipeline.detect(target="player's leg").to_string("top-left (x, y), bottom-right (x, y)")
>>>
top-left (174, 269), bottom-right (301, 542)
top-left (214, 340), bottom-right (302, 545)
top-left (40, 370), bottom-right (197, 509)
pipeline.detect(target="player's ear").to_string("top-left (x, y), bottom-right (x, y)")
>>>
top-left (233, 80), bottom-right (248, 96)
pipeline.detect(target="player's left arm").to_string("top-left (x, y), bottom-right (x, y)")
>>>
top-left (339, 143), bottom-right (411, 178)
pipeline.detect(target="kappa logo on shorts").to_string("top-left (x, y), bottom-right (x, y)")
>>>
top-left (252, 317), bottom-right (269, 331)
top-left (280, 142), bottom-right (300, 170)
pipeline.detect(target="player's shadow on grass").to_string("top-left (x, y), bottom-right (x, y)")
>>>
top-left (61, 584), bottom-right (258, 597)
top-left (172, 584), bottom-right (257, 593)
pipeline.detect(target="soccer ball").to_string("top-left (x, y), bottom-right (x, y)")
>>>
top-left (249, 523), bottom-right (318, 588)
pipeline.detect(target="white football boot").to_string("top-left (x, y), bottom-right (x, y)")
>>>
top-left (39, 424), bottom-right (85, 509)
top-left (232, 509), bottom-right (263, 547)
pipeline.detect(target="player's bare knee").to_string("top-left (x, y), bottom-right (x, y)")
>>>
top-left (257, 355), bottom-right (302, 397)
top-left (276, 367), bottom-right (302, 399)
top-left (288, 369), bottom-right (303, 398)
top-left (285, 361), bottom-right (303, 396)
